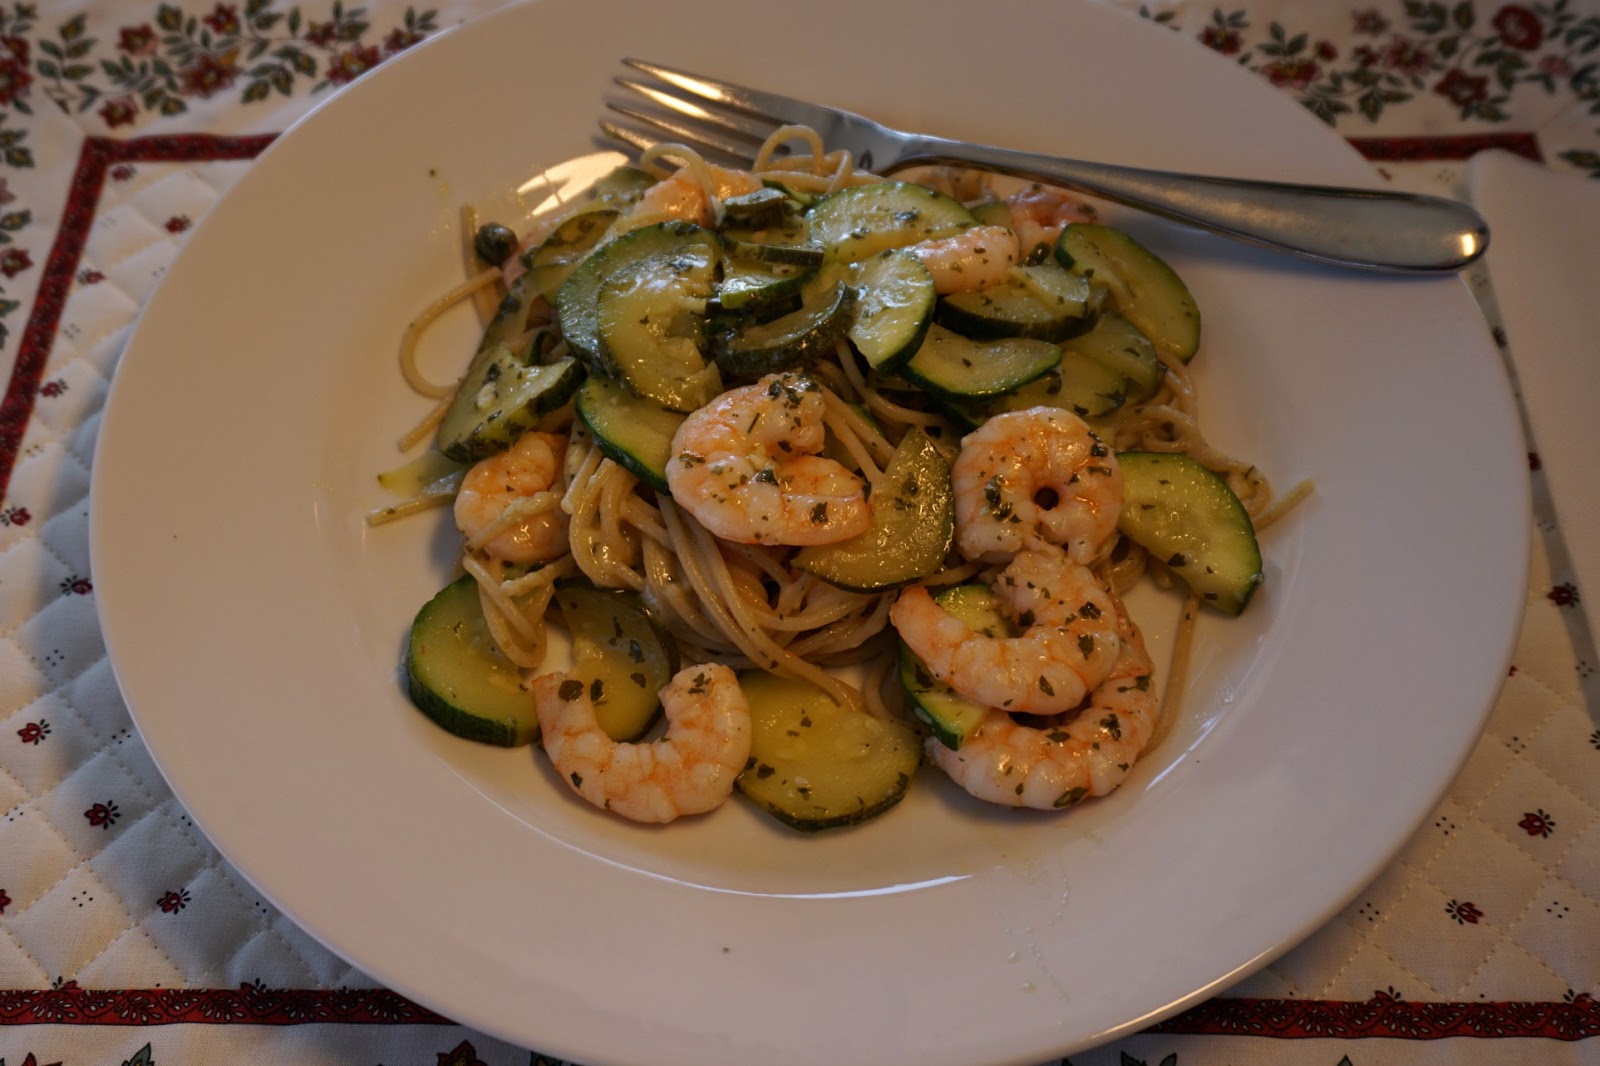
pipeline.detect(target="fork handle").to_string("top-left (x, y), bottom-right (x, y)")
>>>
top-left (899, 135), bottom-right (1487, 273)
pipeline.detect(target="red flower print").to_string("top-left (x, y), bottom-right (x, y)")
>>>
top-left (179, 52), bottom-right (239, 98)
top-left (1519, 809), bottom-right (1555, 837)
top-left (1200, 26), bottom-right (1242, 55)
top-left (165, 215), bottom-right (191, 234)
top-left (1353, 8), bottom-right (1390, 34)
top-left (1529, 451), bottom-right (1542, 471)
top-left (77, 268), bottom-right (104, 285)
top-left (99, 96), bottom-right (138, 129)
top-left (0, 888), bottom-right (10, 914)
top-left (60, 576), bottom-right (93, 595)
top-left (1262, 59), bottom-right (1322, 91)
top-left (326, 44), bottom-right (382, 85)
top-left (1435, 68), bottom-right (1490, 107)
top-left (1491, 5), bottom-right (1544, 50)
top-left (118, 24), bottom-right (156, 56)
top-left (39, 378), bottom-right (66, 398)
top-left (1447, 899), bottom-right (1484, 924)
top-left (1548, 582), bottom-right (1580, 607)
top-left (1381, 37), bottom-right (1434, 77)
top-left (17, 721), bottom-right (49, 744)
top-left (0, 56), bottom-right (32, 106)
top-left (0, 35), bottom-right (27, 65)
top-left (305, 20), bottom-right (337, 46)
top-left (1540, 55), bottom-right (1574, 79)
top-left (0, 504), bottom-right (29, 526)
top-left (437, 1040), bottom-right (489, 1066)
top-left (157, 888), bottom-right (190, 913)
top-left (85, 801), bottom-right (120, 829)
top-left (202, 4), bottom-right (240, 34)
top-left (384, 26), bottom-right (424, 54)
top-left (0, 247), bottom-right (31, 277)
top-left (110, 164), bottom-right (136, 182)
top-left (1315, 40), bottom-right (1338, 61)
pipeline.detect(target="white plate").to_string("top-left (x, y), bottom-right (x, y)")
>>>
top-left (91, 1), bottom-right (1528, 1063)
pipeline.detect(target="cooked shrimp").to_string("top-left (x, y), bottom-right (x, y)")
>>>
top-left (620, 162), bottom-right (765, 231)
top-left (533, 662), bottom-right (752, 823)
top-left (951, 407), bottom-right (1123, 565)
top-left (927, 600), bottom-right (1157, 809)
top-left (1007, 183), bottom-right (1094, 257)
top-left (454, 430), bottom-right (569, 564)
top-left (664, 371), bottom-right (871, 546)
top-left (891, 546), bottom-right (1122, 716)
top-left (904, 224), bottom-right (1019, 294)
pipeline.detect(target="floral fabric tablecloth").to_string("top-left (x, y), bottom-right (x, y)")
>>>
top-left (1, 0), bottom-right (1598, 1064)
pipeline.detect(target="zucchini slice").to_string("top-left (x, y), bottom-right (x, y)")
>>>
top-left (937, 264), bottom-right (1096, 342)
top-left (555, 583), bottom-right (679, 742)
top-left (574, 375), bottom-right (687, 494)
top-left (405, 575), bottom-right (539, 747)
top-left (808, 180), bottom-right (976, 263)
top-left (902, 323), bottom-right (1061, 402)
top-left (437, 345), bottom-right (585, 463)
top-left (716, 255), bottom-right (816, 312)
top-left (522, 209), bottom-right (618, 304)
top-left (946, 350), bottom-right (1127, 429)
top-left (594, 236), bottom-right (724, 412)
top-left (847, 249), bottom-right (936, 373)
top-left (1055, 223), bottom-right (1200, 363)
top-left (1060, 312), bottom-right (1165, 404)
top-left (898, 584), bottom-right (1011, 750)
top-left (1117, 451), bottom-right (1263, 615)
top-left (735, 671), bottom-right (922, 832)
top-left (556, 221), bottom-right (720, 376)
top-left (719, 222), bottom-right (824, 267)
top-left (710, 279), bottom-right (856, 378)
top-left (793, 428), bottom-right (953, 591)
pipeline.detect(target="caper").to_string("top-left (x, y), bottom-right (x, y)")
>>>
top-left (473, 222), bottom-right (518, 266)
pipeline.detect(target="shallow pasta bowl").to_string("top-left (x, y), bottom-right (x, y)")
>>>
top-left (90, 1), bottom-right (1528, 1063)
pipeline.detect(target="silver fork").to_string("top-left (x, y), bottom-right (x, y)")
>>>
top-left (605, 58), bottom-right (1487, 275)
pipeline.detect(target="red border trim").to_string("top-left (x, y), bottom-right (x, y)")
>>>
top-left (2, 986), bottom-right (1596, 1038)
top-left (0, 133), bottom-right (275, 500)
top-left (0, 984), bottom-right (450, 1025)
top-left (2, 132), bottom-right (1595, 1045)
top-left (1348, 131), bottom-right (1543, 163)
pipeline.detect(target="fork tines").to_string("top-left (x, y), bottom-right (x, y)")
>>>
top-left (604, 59), bottom-right (788, 164)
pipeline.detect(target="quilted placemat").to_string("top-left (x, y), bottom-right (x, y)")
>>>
top-left (1, 1), bottom-right (1597, 1063)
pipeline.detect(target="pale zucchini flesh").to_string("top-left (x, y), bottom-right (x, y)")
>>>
top-left (555, 583), bottom-right (679, 742)
top-left (1055, 223), bottom-right (1200, 363)
top-left (574, 375), bottom-right (687, 494)
top-left (846, 249), bottom-right (936, 373)
top-left (807, 181), bottom-right (976, 263)
top-left (793, 428), bottom-right (953, 591)
top-left (596, 243), bottom-right (724, 412)
top-left (736, 671), bottom-right (922, 831)
top-left (1117, 451), bottom-right (1263, 615)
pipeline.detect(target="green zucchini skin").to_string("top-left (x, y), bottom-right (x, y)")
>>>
top-left (1055, 223), bottom-right (1200, 363)
top-left (710, 279), bottom-right (856, 378)
top-left (593, 236), bottom-right (724, 412)
top-left (574, 375), bottom-right (687, 494)
top-left (522, 210), bottom-right (618, 304)
top-left (735, 671), bottom-right (922, 832)
top-left (902, 323), bottom-right (1061, 402)
top-left (936, 264), bottom-right (1096, 343)
top-left (555, 221), bottom-right (721, 378)
top-left (846, 249), bottom-right (936, 373)
top-left (1117, 451), bottom-right (1263, 615)
top-left (793, 427), bottom-right (953, 592)
top-left (1060, 312), bottom-right (1165, 404)
top-left (437, 345), bottom-right (584, 464)
top-left (406, 575), bottom-right (540, 747)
